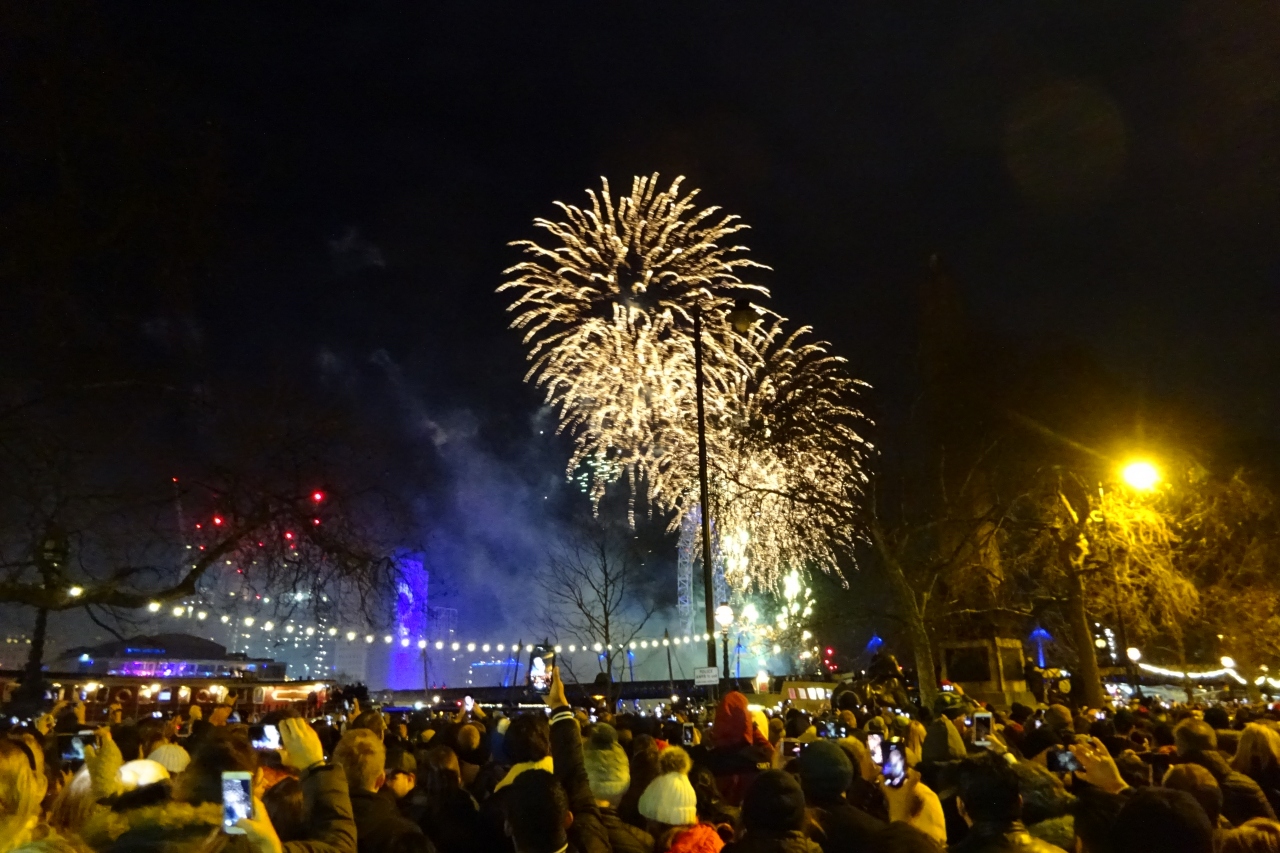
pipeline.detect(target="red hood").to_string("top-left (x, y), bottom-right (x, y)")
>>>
top-left (668, 823), bottom-right (725, 853)
top-left (713, 691), bottom-right (754, 748)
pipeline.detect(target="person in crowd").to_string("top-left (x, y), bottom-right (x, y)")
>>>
top-left (1042, 707), bottom-right (1075, 744)
top-left (723, 770), bottom-right (822, 853)
top-left (0, 738), bottom-right (48, 853)
top-left (1162, 763), bottom-right (1228, 828)
top-left (1068, 789), bottom-right (1125, 853)
top-left (691, 764), bottom-right (740, 840)
top-left (1008, 761), bottom-right (1073, 849)
top-left (349, 711), bottom-right (386, 741)
top-left (453, 725), bottom-right (484, 789)
top-left (1175, 718), bottom-right (1277, 824)
top-left (640, 746), bottom-right (724, 853)
top-left (262, 777), bottom-right (306, 842)
top-left (80, 718), bottom-right (356, 853)
top-left (1153, 722), bottom-right (1178, 754)
top-left (1106, 787), bottom-right (1214, 853)
top-left (1102, 712), bottom-right (1136, 758)
top-left (1111, 752), bottom-right (1151, 789)
top-left (382, 748), bottom-right (417, 802)
top-left (834, 737), bottom-right (888, 822)
top-left (581, 722), bottom-right (653, 853)
top-left (920, 695), bottom-right (967, 768)
top-left (1217, 818), bottom-right (1280, 853)
top-left (1234, 724), bottom-right (1280, 816)
top-left (1205, 706), bottom-right (1240, 754)
top-left (477, 711), bottom-right (554, 849)
top-left (795, 740), bottom-right (885, 853)
top-left (905, 719), bottom-right (929, 769)
top-left (949, 751), bottom-right (1065, 853)
top-left (784, 710), bottom-right (813, 740)
top-left (332, 727), bottom-right (430, 853)
top-left (702, 692), bottom-right (774, 806)
top-left (134, 718), bottom-right (170, 761)
top-left (411, 745), bottom-right (481, 853)
top-left (502, 667), bottom-right (608, 853)
top-left (618, 733), bottom-right (661, 829)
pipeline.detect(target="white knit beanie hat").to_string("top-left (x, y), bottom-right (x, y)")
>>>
top-left (638, 746), bottom-right (697, 826)
top-left (146, 743), bottom-right (191, 774)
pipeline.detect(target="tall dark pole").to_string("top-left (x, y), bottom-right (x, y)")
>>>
top-left (721, 630), bottom-right (730, 680)
top-left (665, 630), bottom-right (675, 694)
top-left (694, 307), bottom-right (718, 672)
top-left (1105, 513), bottom-right (1141, 698)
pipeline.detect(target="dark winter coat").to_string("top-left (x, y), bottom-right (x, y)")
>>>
top-left (1183, 750), bottom-right (1278, 826)
top-left (700, 692), bottom-right (775, 807)
top-left (348, 788), bottom-right (433, 853)
top-left (80, 764), bottom-right (357, 853)
top-left (724, 829), bottom-right (824, 853)
top-left (601, 807), bottom-right (654, 853)
top-left (410, 785), bottom-right (483, 853)
top-left (806, 797), bottom-right (886, 853)
top-left (948, 820), bottom-right (1068, 853)
top-left (1243, 763), bottom-right (1280, 819)
top-left (549, 707), bottom-right (611, 853)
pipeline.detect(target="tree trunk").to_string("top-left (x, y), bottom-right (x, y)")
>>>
top-left (886, 562), bottom-right (939, 711)
top-left (15, 607), bottom-right (49, 704)
top-left (872, 525), bottom-right (939, 711)
top-left (1064, 567), bottom-right (1105, 708)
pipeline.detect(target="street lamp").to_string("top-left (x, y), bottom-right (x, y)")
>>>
top-left (716, 603), bottom-right (734, 680)
top-left (1221, 656), bottom-right (1236, 670)
top-left (1101, 462), bottom-right (1161, 699)
top-left (1121, 460), bottom-right (1160, 491)
top-left (693, 300), bottom-right (759, 675)
top-left (1126, 647), bottom-right (1142, 662)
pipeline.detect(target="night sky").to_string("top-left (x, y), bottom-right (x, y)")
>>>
top-left (6, 1), bottom-right (1280, 644)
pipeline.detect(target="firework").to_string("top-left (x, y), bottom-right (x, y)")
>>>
top-left (501, 174), bottom-right (767, 509)
top-left (501, 175), bottom-right (872, 591)
top-left (660, 319), bottom-right (873, 589)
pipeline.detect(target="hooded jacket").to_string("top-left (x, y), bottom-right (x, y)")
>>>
top-left (921, 717), bottom-right (967, 765)
top-left (665, 822), bottom-right (726, 853)
top-left (702, 692), bottom-right (774, 806)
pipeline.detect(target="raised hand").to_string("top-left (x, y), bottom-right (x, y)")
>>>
top-left (279, 718), bottom-right (324, 771)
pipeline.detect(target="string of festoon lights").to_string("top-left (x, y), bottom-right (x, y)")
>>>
top-left (1127, 649), bottom-right (1280, 689)
top-left (154, 602), bottom-right (719, 654)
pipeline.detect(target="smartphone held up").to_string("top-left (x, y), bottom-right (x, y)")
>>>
top-left (881, 737), bottom-right (907, 788)
top-left (221, 771), bottom-right (253, 834)
top-left (528, 645), bottom-right (557, 695)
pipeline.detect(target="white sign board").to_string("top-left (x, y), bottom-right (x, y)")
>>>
top-left (694, 666), bottom-right (720, 686)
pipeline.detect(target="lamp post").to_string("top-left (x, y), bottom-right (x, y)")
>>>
top-left (693, 300), bottom-right (759, 677)
top-left (1111, 459), bottom-right (1159, 698)
top-left (716, 603), bottom-right (734, 681)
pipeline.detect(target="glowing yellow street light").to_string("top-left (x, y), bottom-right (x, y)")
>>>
top-left (1121, 460), bottom-right (1160, 491)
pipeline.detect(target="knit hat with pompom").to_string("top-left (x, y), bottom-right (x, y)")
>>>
top-left (582, 724), bottom-right (630, 804)
top-left (639, 746), bottom-right (698, 826)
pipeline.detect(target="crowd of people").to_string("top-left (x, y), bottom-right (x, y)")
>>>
top-left (4, 670), bottom-right (1280, 853)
